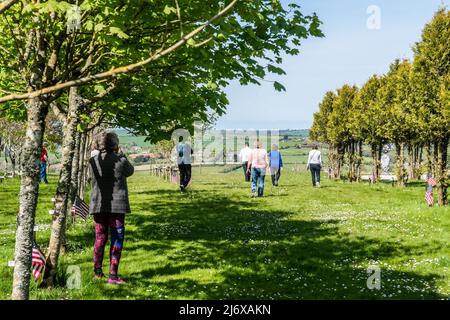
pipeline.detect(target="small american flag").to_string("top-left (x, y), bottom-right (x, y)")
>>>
top-left (427, 177), bottom-right (437, 187)
top-left (171, 171), bottom-right (179, 184)
top-left (71, 196), bottom-right (89, 220)
top-left (32, 243), bottom-right (46, 282)
top-left (425, 191), bottom-right (434, 206)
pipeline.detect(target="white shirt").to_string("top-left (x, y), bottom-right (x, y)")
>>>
top-left (91, 150), bottom-right (100, 158)
top-left (307, 149), bottom-right (322, 166)
top-left (176, 143), bottom-right (192, 165)
top-left (239, 146), bottom-right (252, 163)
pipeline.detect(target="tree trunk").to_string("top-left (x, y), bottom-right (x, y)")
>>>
top-left (348, 142), bottom-right (357, 182)
top-left (356, 140), bottom-right (363, 182)
top-left (426, 142), bottom-right (433, 176)
top-left (69, 130), bottom-right (82, 206)
top-left (77, 132), bottom-right (87, 198)
top-left (328, 144), bottom-right (339, 180)
top-left (395, 142), bottom-right (407, 187)
top-left (418, 146), bottom-right (423, 170)
top-left (336, 144), bottom-right (344, 179)
top-left (11, 97), bottom-right (49, 300)
top-left (433, 141), bottom-right (439, 177)
top-left (371, 143), bottom-right (382, 183)
top-left (436, 137), bottom-right (448, 206)
top-left (79, 131), bottom-right (93, 199)
top-left (42, 87), bottom-right (81, 287)
top-left (407, 144), bottom-right (414, 180)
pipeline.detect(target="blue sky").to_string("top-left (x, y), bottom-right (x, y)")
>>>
top-left (215, 0), bottom-right (449, 130)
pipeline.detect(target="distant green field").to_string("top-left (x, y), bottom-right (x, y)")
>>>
top-left (116, 130), bottom-right (152, 149)
top-left (0, 166), bottom-right (449, 300)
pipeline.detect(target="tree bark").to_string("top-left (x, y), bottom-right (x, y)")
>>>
top-left (436, 137), bottom-right (448, 206)
top-left (77, 132), bottom-right (87, 198)
top-left (395, 142), bottom-right (407, 187)
top-left (69, 130), bottom-right (82, 206)
top-left (371, 143), bottom-right (382, 183)
top-left (356, 140), bottom-right (363, 182)
top-left (42, 87), bottom-right (81, 287)
top-left (337, 144), bottom-right (345, 180)
top-left (426, 142), bottom-right (434, 176)
top-left (11, 97), bottom-right (49, 300)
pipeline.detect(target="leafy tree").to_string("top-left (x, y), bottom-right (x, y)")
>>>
top-left (310, 91), bottom-right (339, 178)
top-left (0, 0), bottom-right (323, 299)
top-left (326, 84), bottom-right (359, 181)
top-left (412, 8), bottom-right (449, 205)
top-left (352, 75), bottom-right (387, 182)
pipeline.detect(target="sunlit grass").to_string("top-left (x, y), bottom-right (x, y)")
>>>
top-left (0, 165), bottom-right (449, 300)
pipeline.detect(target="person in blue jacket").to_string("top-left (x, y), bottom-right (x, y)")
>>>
top-left (268, 144), bottom-right (283, 186)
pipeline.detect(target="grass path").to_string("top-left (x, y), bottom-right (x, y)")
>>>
top-left (0, 167), bottom-right (449, 299)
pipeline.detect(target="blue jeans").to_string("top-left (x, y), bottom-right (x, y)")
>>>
top-left (251, 167), bottom-right (266, 197)
top-left (309, 163), bottom-right (321, 186)
top-left (39, 161), bottom-right (48, 184)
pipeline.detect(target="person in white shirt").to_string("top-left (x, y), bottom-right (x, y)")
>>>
top-left (307, 145), bottom-right (322, 187)
top-left (176, 136), bottom-right (193, 193)
top-left (239, 142), bottom-right (252, 181)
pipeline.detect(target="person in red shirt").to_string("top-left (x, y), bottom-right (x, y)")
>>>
top-left (39, 144), bottom-right (49, 184)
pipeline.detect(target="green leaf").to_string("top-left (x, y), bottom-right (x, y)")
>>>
top-left (85, 20), bottom-right (94, 31)
top-left (187, 38), bottom-right (196, 47)
top-left (267, 64), bottom-right (286, 75)
top-left (273, 81), bottom-right (286, 92)
top-left (207, 81), bottom-right (218, 90)
top-left (94, 84), bottom-right (106, 94)
top-left (94, 22), bottom-right (105, 32)
top-left (163, 5), bottom-right (177, 16)
top-left (109, 27), bottom-right (129, 39)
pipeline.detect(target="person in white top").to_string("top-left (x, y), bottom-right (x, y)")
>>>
top-left (176, 136), bottom-right (193, 193)
top-left (247, 140), bottom-right (269, 197)
top-left (307, 145), bottom-right (322, 187)
top-left (239, 142), bottom-right (252, 181)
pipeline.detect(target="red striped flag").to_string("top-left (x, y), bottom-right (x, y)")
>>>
top-left (427, 177), bottom-right (436, 187)
top-left (171, 171), bottom-right (179, 184)
top-left (32, 244), bottom-right (46, 282)
top-left (71, 196), bottom-right (89, 220)
top-left (425, 191), bottom-right (434, 206)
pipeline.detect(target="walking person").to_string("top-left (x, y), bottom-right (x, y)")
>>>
top-left (247, 140), bottom-right (268, 197)
top-left (38, 143), bottom-right (49, 184)
top-left (89, 131), bottom-right (134, 284)
top-left (176, 136), bottom-right (193, 193)
top-left (307, 145), bottom-right (322, 187)
top-left (239, 142), bottom-right (252, 182)
top-left (268, 144), bottom-right (283, 186)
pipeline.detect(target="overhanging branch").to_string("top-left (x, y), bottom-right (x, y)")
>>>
top-left (0, 0), bottom-right (18, 15)
top-left (0, 0), bottom-right (239, 103)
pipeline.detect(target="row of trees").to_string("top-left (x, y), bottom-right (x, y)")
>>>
top-left (310, 9), bottom-right (449, 206)
top-left (0, 1), bottom-right (323, 299)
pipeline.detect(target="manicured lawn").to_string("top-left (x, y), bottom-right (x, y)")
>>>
top-left (0, 166), bottom-right (449, 299)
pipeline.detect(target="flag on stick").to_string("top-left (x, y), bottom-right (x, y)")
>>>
top-left (32, 243), bottom-right (46, 282)
top-left (427, 177), bottom-right (436, 187)
top-left (71, 196), bottom-right (89, 220)
top-left (425, 191), bottom-right (434, 206)
top-left (425, 175), bottom-right (436, 206)
top-left (171, 170), bottom-right (179, 184)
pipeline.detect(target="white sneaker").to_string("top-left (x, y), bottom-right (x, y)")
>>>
top-left (316, 182), bottom-right (321, 188)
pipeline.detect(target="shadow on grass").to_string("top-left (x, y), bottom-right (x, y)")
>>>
top-left (85, 189), bottom-right (446, 299)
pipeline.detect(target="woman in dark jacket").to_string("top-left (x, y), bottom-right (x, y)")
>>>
top-left (89, 131), bottom-right (134, 284)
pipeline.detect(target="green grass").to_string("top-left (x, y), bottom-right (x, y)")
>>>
top-left (0, 166), bottom-right (449, 300)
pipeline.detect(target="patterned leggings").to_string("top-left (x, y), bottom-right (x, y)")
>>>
top-left (93, 213), bottom-right (125, 278)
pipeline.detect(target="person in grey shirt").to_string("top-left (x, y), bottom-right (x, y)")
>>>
top-left (89, 130), bottom-right (134, 284)
top-left (176, 136), bottom-right (193, 193)
top-left (307, 144), bottom-right (322, 187)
